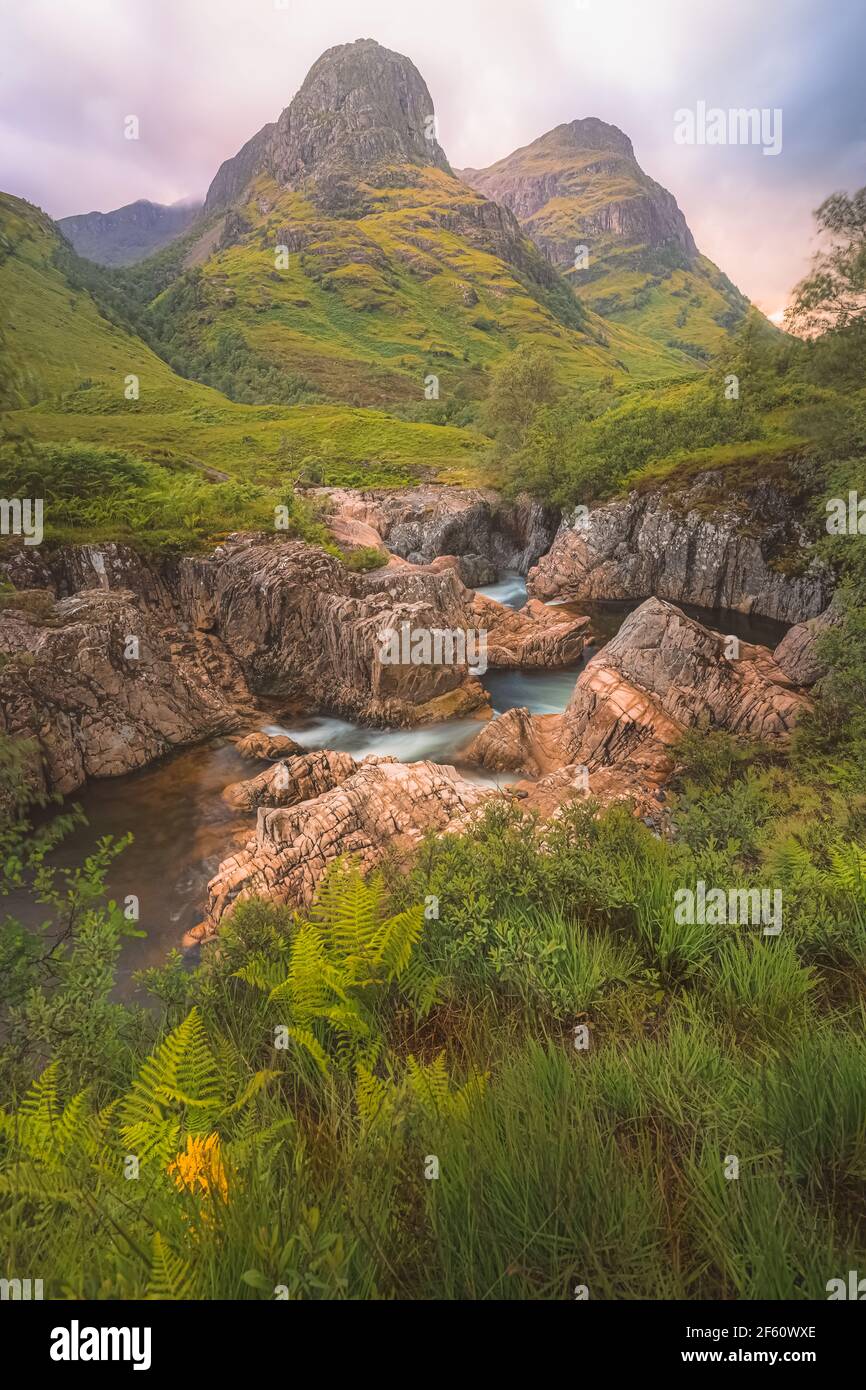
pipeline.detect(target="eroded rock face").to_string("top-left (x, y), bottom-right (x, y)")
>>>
top-left (459, 118), bottom-right (698, 267)
top-left (178, 538), bottom-right (492, 728)
top-left (527, 479), bottom-right (832, 624)
top-left (561, 597), bottom-right (811, 764)
top-left (466, 597), bottom-right (813, 797)
top-left (204, 39), bottom-right (451, 215)
top-left (772, 598), bottom-right (842, 685)
top-left (222, 748), bottom-right (359, 811)
top-left (474, 594), bottom-right (589, 668)
top-left (0, 588), bottom-right (246, 796)
top-left (200, 758), bottom-right (495, 935)
top-left (465, 708), bottom-right (563, 777)
top-left (314, 486), bottom-right (559, 574)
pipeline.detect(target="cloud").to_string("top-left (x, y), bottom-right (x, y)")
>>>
top-left (0, 0), bottom-right (862, 310)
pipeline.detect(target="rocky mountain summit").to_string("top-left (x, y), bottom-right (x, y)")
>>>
top-left (205, 38), bottom-right (450, 214)
top-left (460, 118), bottom-right (697, 266)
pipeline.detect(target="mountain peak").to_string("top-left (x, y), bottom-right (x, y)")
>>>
top-left (204, 38), bottom-right (449, 214)
top-left (554, 118), bottom-right (635, 158)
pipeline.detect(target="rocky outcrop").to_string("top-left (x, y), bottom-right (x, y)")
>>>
top-left (178, 539), bottom-right (492, 726)
top-left (204, 39), bottom-right (451, 215)
top-left (459, 118), bottom-right (698, 268)
top-left (473, 594), bottom-right (589, 668)
top-left (314, 486), bottom-right (559, 574)
top-left (222, 748), bottom-right (359, 811)
top-left (559, 598), bottom-right (811, 769)
top-left (233, 731), bottom-right (302, 761)
top-left (465, 707), bottom-right (563, 777)
top-left (772, 598), bottom-right (842, 685)
top-left (0, 588), bottom-right (247, 796)
top-left (467, 598), bottom-right (813, 796)
top-left (528, 478), bottom-right (832, 624)
top-left (199, 758), bottom-right (495, 936)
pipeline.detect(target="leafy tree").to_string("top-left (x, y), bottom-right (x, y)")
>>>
top-left (787, 186), bottom-right (866, 335)
top-left (482, 343), bottom-right (561, 451)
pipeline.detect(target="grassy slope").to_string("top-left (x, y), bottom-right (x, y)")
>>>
top-left (141, 166), bottom-right (697, 400)
top-left (0, 192), bottom-right (487, 488)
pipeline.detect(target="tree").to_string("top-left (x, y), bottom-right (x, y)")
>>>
top-left (482, 343), bottom-right (561, 451)
top-left (787, 187), bottom-right (866, 335)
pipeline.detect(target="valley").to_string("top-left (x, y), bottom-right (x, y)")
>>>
top-left (1, 23), bottom-right (865, 1309)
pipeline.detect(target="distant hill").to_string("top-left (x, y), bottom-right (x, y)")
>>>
top-left (58, 198), bottom-right (202, 267)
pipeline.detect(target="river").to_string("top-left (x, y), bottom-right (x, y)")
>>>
top-left (17, 574), bottom-right (789, 995)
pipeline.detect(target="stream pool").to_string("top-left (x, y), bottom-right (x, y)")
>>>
top-left (15, 576), bottom-right (791, 994)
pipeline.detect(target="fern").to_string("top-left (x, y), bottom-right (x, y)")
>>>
top-left (120, 1007), bottom-right (273, 1165)
top-left (146, 1232), bottom-right (194, 1300)
top-left (406, 1052), bottom-right (487, 1121)
top-left (235, 860), bottom-right (431, 1073)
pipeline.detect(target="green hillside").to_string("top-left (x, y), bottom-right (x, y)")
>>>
top-left (0, 192), bottom-right (489, 519)
top-left (90, 165), bottom-right (697, 409)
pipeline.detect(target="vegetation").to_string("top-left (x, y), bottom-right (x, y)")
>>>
top-left (2, 731), bottom-right (866, 1299)
top-left (2, 161), bottom-right (866, 1300)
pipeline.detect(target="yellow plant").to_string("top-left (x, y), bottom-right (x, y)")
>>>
top-left (167, 1132), bottom-right (228, 1205)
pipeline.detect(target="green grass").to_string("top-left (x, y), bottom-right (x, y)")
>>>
top-left (0, 190), bottom-right (492, 537)
top-left (2, 747), bottom-right (866, 1300)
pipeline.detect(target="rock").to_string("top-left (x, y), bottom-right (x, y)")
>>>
top-left (772, 598), bottom-right (843, 685)
top-left (222, 748), bottom-right (359, 810)
top-left (198, 758), bottom-right (496, 938)
top-left (312, 485), bottom-right (559, 574)
top-left (466, 598), bottom-right (814, 797)
top-left (464, 707), bottom-right (563, 776)
top-left (459, 118), bottom-right (698, 269)
top-left (559, 597), bottom-right (812, 777)
top-left (178, 537), bottom-right (491, 727)
top-left (233, 731), bottom-right (303, 761)
top-left (527, 478), bottom-right (832, 624)
top-left (204, 39), bottom-right (451, 215)
top-left (473, 593), bottom-right (589, 668)
top-left (0, 588), bottom-right (246, 796)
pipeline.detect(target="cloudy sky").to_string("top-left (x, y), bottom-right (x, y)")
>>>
top-left (1, 0), bottom-right (863, 316)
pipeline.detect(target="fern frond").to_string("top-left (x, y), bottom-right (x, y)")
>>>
top-left (284, 1026), bottom-right (330, 1078)
top-left (146, 1232), bottom-right (194, 1300)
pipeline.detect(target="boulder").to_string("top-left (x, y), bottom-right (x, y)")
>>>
top-left (222, 748), bottom-right (359, 810)
top-left (559, 597), bottom-right (812, 776)
top-left (772, 598), bottom-right (842, 685)
top-left (196, 758), bottom-right (497, 939)
top-left (234, 730), bottom-right (303, 761)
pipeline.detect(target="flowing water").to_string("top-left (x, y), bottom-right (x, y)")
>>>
top-left (15, 572), bottom-right (791, 995)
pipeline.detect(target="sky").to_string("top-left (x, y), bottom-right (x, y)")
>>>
top-left (0, 0), bottom-right (863, 318)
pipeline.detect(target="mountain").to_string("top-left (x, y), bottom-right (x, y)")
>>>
top-left (58, 197), bottom-right (202, 267)
top-left (203, 37), bottom-right (451, 214)
top-left (119, 38), bottom-right (698, 406)
top-left (460, 119), bottom-right (752, 363)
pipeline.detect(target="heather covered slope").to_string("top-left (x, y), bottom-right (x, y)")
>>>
top-left (460, 118), bottom-right (758, 367)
